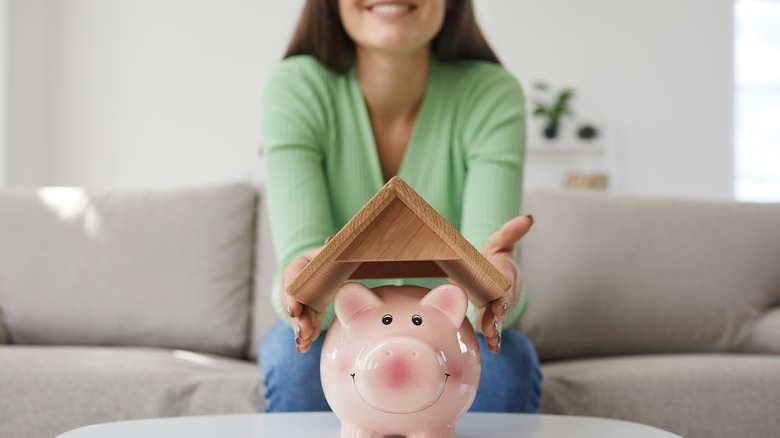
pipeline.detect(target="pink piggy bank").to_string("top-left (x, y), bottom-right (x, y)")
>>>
top-left (321, 282), bottom-right (481, 438)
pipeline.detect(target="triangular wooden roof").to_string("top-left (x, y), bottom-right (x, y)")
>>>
top-left (287, 176), bottom-right (510, 312)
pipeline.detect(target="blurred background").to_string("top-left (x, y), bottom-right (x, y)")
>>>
top-left (0, 0), bottom-right (777, 201)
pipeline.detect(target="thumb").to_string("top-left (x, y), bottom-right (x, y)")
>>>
top-left (483, 215), bottom-right (534, 256)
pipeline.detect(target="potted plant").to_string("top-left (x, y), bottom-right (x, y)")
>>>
top-left (531, 82), bottom-right (576, 139)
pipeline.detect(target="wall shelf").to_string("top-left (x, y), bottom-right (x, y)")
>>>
top-left (527, 141), bottom-right (604, 153)
top-left (524, 135), bottom-right (616, 192)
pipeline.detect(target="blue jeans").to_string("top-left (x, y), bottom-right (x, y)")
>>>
top-left (258, 321), bottom-right (542, 413)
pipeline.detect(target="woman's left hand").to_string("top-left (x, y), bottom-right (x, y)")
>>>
top-left (477, 215), bottom-right (534, 354)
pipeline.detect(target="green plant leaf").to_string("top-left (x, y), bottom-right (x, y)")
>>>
top-left (533, 108), bottom-right (549, 117)
top-left (560, 89), bottom-right (575, 100)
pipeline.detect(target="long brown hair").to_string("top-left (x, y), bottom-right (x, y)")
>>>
top-left (284, 0), bottom-right (501, 73)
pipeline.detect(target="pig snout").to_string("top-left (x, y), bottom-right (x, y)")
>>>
top-left (352, 337), bottom-right (449, 414)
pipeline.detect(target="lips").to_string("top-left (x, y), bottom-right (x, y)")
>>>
top-left (366, 2), bottom-right (418, 16)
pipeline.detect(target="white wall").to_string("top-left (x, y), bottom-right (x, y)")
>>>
top-left (477, 0), bottom-right (734, 198)
top-left (8, 0), bottom-right (302, 189)
top-left (5, 0), bottom-right (735, 198)
top-left (7, 0), bottom-right (52, 187)
top-left (0, 0), bottom-right (7, 187)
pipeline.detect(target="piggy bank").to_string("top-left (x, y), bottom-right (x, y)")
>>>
top-left (321, 283), bottom-right (481, 438)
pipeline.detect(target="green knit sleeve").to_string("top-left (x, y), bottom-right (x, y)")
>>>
top-left (459, 65), bottom-right (527, 326)
top-left (261, 57), bottom-right (337, 322)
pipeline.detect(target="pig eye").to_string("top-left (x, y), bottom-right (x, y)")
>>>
top-left (412, 314), bottom-right (423, 326)
top-left (382, 314), bottom-right (393, 325)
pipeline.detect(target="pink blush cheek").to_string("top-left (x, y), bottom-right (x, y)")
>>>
top-left (446, 363), bottom-right (464, 383)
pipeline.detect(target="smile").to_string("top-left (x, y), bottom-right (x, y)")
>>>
top-left (350, 372), bottom-right (450, 414)
top-left (366, 2), bottom-right (418, 17)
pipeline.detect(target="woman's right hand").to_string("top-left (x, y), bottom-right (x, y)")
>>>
top-left (280, 247), bottom-right (325, 353)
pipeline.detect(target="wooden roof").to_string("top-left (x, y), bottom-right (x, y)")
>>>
top-left (287, 176), bottom-right (510, 312)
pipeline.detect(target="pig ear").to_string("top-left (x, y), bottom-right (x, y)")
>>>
top-left (420, 284), bottom-right (468, 328)
top-left (334, 283), bottom-right (383, 326)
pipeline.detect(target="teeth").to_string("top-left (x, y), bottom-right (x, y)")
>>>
top-left (371, 4), bottom-right (412, 14)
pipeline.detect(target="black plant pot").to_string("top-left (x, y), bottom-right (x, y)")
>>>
top-left (543, 125), bottom-right (558, 139)
top-left (577, 125), bottom-right (598, 140)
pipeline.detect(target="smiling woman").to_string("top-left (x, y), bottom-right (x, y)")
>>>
top-left (259, 0), bottom-right (541, 417)
top-left (284, 0), bottom-right (499, 74)
top-left (339, 1), bottom-right (446, 55)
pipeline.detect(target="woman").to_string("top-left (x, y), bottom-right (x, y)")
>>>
top-left (259, 0), bottom-right (541, 413)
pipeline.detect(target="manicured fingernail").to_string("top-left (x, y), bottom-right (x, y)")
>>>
top-left (502, 302), bottom-right (508, 316)
top-left (287, 306), bottom-right (293, 317)
top-left (295, 324), bottom-right (301, 337)
top-left (526, 214), bottom-right (535, 226)
top-left (493, 319), bottom-right (499, 336)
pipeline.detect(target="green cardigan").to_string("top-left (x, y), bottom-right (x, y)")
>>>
top-left (262, 55), bottom-right (527, 329)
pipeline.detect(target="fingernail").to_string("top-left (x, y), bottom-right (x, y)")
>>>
top-left (493, 319), bottom-right (499, 336)
top-left (287, 306), bottom-right (293, 317)
top-left (296, 345), bottom-right (302, 353)
top-left (502, 302), bottom-right (508, 316)
top-left (295, 324), bottom-right (301, 338)
top-left (526, 214), bottom-right (535, 226)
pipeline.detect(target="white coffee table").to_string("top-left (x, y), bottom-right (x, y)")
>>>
top-left (56, 412), bottom-right (682, 437)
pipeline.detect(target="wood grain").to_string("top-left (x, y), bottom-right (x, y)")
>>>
top-left (287, 176), bottom-right (510, 312)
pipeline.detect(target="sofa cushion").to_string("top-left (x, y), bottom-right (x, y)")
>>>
top-left (0, 345), bottom-right (263, 438)
top-left (0, 184), bottom-right (256, 357)
top-left (540, 354), bottom-right (780, 438)
top-left (249, 186), bottom-right (281, 360)
top-left (519, 190), bottom-right (780, 360)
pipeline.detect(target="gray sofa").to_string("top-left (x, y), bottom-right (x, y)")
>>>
top-left (520, 191), bottom-right (780, 438)
top-left (0, 184), bottom-right (277, 438)
top-left (0, 183), bottom-right (778, 438)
